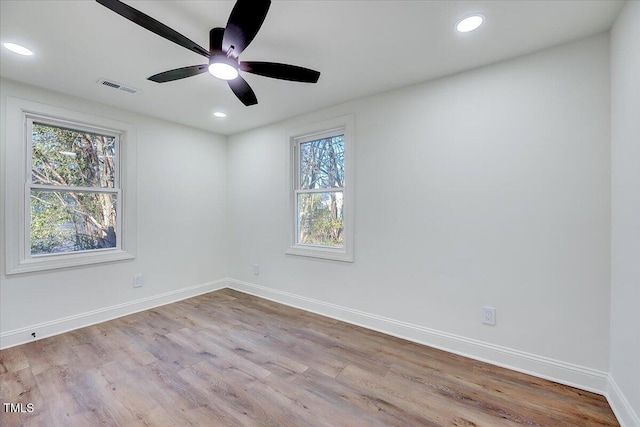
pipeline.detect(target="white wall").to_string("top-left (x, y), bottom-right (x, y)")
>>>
top-left (610, 1), bottom-right (640, 425)
top-left (227, 34), bottom-right (612, 388)
top-left (0, 78), bottom-right (228, 347)
top-left (2, 24), bottom-right (631, 421)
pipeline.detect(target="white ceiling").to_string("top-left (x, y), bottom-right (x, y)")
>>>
top-left (0, 0), bottom-right (625, 135)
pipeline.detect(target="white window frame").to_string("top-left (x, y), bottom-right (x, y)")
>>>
top-left (4, 97), bottom-right (137, 275)
top-left (286, 115), bottom-right (354, 262)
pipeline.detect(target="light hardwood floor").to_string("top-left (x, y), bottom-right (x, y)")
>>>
top-left (1, 289), bottom-right (619, 426)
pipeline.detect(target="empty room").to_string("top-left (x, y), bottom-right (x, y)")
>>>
top-left (1, 0), bottom-right (638, 425)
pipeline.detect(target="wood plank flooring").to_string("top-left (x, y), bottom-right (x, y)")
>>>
top-left (0, 289), bottom-right (619, 426)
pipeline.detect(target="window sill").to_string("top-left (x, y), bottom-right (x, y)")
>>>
top-left (6, 249), bottom-right (134, 275)
top-left (286, 245), bottom-right (354, 263)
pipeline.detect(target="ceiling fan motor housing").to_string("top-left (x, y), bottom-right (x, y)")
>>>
top-left (209, 27), bottom-right (225, 53)
top-left (209, 53), bottom-right (238, 69)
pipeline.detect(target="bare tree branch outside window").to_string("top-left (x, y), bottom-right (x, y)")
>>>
top-left (30, 122), bottom-right (118, 255)
top-left (296, 135), bottom-right (344, 247)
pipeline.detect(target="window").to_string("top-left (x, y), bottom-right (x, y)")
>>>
top-left (27, 117), bottom-right (120, 256)
top-left (287, 115), bottom-right (354, 262)
top-left (4, 97), bottom-right (136, 274)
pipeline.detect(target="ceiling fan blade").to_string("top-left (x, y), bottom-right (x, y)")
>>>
top-left (96, 0), bottom-right (210, 58)
top-left (240, 61), bottom-right (320, 83)
top-left (228, 75), bottom-right (258, 106)
top-left (222, 0), bottom-right (271, 57)
top-left (148, 65), bottom-right (208, 83)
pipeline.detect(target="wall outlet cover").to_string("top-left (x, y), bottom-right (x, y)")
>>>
top-left (482, 306), bottom-right (496, 326)
top-left (133, 275), bottom-right (144, 288)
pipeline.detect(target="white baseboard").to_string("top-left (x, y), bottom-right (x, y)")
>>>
top-left (226, 278), bottom-right (610, 395)
top-left (0, 279), bottom-right (227, 350)
top-left (3, 277), bottom-right (632, 426)
top-left (607, 375), bottom-right (640, 427)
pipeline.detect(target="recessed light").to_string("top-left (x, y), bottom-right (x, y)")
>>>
top-left (213, 111), bottom-right (227, 118)
top-left (3, 42), bottom-right (34, 56)
top-left (456, 15), bottom-right (484, 33)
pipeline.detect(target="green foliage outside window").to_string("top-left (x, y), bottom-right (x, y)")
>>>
top-left (30, 122), bottom-right (118, 255)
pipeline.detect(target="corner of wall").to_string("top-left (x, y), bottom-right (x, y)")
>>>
top-left (607, 375), bottom-right (640, 427)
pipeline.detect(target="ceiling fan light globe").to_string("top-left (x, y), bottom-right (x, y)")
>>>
top-left (209, 62), bottom-right (239, 80)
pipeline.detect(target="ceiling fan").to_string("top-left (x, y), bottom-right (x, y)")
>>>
top-left (96, 0), bottom-right (320, 106)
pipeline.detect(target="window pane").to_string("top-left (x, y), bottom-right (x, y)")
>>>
top-left (32, 122), bottom-right (116, 188)
top-left (299, 135), bottom-right (344, 190)
top-left (297, 191), bottom-right (344, 247)
top-left (30, 190), bottom-right (117, 255)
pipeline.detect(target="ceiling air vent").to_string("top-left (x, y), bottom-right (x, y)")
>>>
top-left (97, 79), bottom-right (139, 94)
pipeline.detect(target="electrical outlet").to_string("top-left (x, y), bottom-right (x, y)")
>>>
top-left (133, 275), bottom-right (143, 288)
top-left (482, 306), bottom-right (496, 326)
top-left (253, 264), bottom-right (260, 276)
